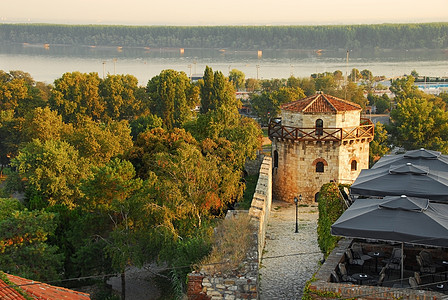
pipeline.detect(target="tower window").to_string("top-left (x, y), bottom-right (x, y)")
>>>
top-left (316, 161), bottom-right (324, 173)
top-left (274, 150), bottom-right (279, 168)
top-left (351, 160), bottom-right (357, 171)
top-left (315, 119), bottom-right (323, 136)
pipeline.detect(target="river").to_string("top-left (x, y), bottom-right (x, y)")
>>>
top-left (1, 43), bottom-right (447, 85)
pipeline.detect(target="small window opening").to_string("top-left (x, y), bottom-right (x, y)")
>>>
top-left (316, 161), bottom-right (324, 173)
top-left (315, 119), bottom-right (323, 136)
top-left (351, 160), bottom-right (357, 171)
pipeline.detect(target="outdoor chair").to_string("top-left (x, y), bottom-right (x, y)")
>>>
top-left (419, 250), bottom-right (441, 271)
top-left (351, 243), bottom-right (372, 261)
top-left (414, 272), bottom-right (422, 285)
top-left (345, 249), bottom-right (365, 272)
top-left (416, 255), bottom-right (437, 281)
top-left (338, 263), bottom-right (357, 283)
top-left (330, 270), bottom-right (340, 283)
top-left (377, 272), bottom-right (386, 286)
top-left (409, 276), bottom-right (419, 289)
top-left (383, 247), bottom-right (402, 265)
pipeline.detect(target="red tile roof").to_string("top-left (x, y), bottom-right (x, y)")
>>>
top-left (280, 93), bottom-right (361, 113)
top-left (2, 273), bottom-right (90, 300)
top-left (0, 277), bottom-right (27, 300)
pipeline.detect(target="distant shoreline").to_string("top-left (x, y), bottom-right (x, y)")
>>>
top-left (1, 23), bottom-right (447, 50)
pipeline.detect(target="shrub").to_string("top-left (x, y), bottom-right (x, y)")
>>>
top-left (317, 183), bottom-right (347, 257)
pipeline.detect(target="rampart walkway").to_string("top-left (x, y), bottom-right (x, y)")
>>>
top-left (259, 201), bottom-right (322, 299)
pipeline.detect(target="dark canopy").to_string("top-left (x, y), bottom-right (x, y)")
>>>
top-left (331, 195), bottom-right (448, 247)
top-left (350, 162), bottom-right (448, 201)
top-left (372, 148), bottom-right (448, 172)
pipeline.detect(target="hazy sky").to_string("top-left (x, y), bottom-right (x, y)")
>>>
top-left (1, 0), bottom-right (448, 25)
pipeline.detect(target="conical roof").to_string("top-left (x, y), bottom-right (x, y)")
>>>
top-left (280, 93), bottom-right (361, 113)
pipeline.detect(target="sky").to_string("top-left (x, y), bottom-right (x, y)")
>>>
top-left (1, 0), bottom-right (448, 26)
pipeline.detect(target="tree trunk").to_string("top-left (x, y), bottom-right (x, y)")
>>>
top-left (121, 270), bottom-right (126, 300)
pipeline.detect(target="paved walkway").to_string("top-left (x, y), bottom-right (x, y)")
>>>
top-left (259, 201), bottom-right (322, 299)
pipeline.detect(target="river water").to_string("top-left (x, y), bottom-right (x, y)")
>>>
top-left (1, 43), bottom-right (447, 85)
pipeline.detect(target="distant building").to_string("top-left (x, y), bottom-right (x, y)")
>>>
top-left (268, 92), bottom-right (374, 204)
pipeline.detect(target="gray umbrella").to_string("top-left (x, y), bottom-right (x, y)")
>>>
top-left (331, 195), bottom-right (448, 281)
top-left (350, 162), bottom-right (448, 201)
top-left (372, 148), bottom-right (448, 172)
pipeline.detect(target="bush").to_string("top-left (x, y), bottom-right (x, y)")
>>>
top-left (317, 183), bottom-right (347, 257)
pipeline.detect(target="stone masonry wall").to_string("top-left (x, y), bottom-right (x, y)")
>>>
top-left (273, 139), bottom-right (340, 204)
top-left (187, 157), bottom-right (272, 300)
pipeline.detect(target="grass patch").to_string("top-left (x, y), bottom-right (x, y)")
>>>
top-left (239, 174), bottom-right (259, 210)
top-left (198, 214), bottom-right (254, 275)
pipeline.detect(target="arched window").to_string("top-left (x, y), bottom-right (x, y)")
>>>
top-left (274, 150), bottom-right (279, 168)
top-left (315, 192), bottom-right (320, 203)
top-left (316, 161), bottom-right (324, 173)
top-left (351, 160), bottom-right (357, 171)
top-left (315, 119), bottom-right (323, 136)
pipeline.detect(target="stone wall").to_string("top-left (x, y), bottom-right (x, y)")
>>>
top-left (281, 110), bottom-right (361, 128)
top-left (187, 157), bottom-right (272, 300)
top-left (309, 239), bottom-right (446, 299)
top-left (272, 137), bottom-right (369, 204)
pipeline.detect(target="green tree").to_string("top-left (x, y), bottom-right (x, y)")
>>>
top-left (66, 116), bottom-right (133, 165)
top-left (99, 74), bottom-right (142, 120)
top-left (147, 69), bottom-right (199, 129)
top-left (388, 97), bottom-right (448, 152)
top-left (129, 114), bottom-right (163, 140)
top-left (374, 94), bottom-right (391, 114)
top-left (0, 198), bottom-right (63, 281)
top-left (228, 69), bottom-right (245, 90)
top-left (10, 139), bottom-right (91, 209)
top-left (22, 107), bottom-right (72, 144)
top-left (200, 66), bottom-right (215, 114)
top-left (245, 78), bottom-right (261, 92)
top-left (369, 122), bottom-right (390, 166)
top-left (389, 75), bottom-right (424, 102)
top-left (50, 72), bottom-right (104, 123)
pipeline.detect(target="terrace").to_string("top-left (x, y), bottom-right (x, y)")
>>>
top-left (310, 239), bottom-right (448, 299)
top-left (268, 118), bottom-right (374, 143)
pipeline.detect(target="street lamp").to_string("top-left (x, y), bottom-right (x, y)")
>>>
top-left (293, 195), bottom-right (302, 233)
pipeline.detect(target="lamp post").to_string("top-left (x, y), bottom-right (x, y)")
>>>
top-left (294, 196), bottom-right (298, 233)
top-left (294, 194), bottom-right (302, 233)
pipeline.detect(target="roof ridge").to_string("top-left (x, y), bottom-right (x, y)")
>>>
top-left (321, 94), bottom-right (338, 111)
top-left (302, 93), bottom-right (321, 111)
top-left (326, 94), bottom-right (361, 109)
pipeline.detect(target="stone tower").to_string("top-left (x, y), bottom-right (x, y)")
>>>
top-left (268, 93), bottom-right (374, 204)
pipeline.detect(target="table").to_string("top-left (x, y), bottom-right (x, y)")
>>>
top-left (368, 251), bottom-right (385, 273)
top-left (441, 260), bottom-right (448, 280)
top-left (431, 283), bottom-right (448, 293)
top-left (351, 273), bottom-right (373, 285)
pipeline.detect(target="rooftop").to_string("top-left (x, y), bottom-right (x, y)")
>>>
top-left (280, 93), bottom-right (361, 113)
top-left (1, 273), bottom-right (90, 300)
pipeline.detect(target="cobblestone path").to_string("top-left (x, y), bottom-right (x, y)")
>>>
top-left (259, 201), bottom-right (322, 300)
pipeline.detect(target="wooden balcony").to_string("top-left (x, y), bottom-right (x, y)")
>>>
top-left (268, 118), bottom-right (374, 142)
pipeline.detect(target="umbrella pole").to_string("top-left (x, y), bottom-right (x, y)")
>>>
top-left (401, 243), bottom-right (404, 284)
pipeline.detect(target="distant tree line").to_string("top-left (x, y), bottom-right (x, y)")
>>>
top-left (0, 23), bottom-right (447, 50)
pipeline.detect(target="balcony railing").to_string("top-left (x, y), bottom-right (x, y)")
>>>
top-left (268, 118), bottom-right (374, 142)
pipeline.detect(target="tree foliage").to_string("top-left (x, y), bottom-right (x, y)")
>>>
top-left (1, 23), bottom-right (447, 50)
top-left (147, 69), bottom-right (199, 129)
top-left (317, 183), bottom-right (346, 258)
top-left (388, 97), bottom-right (448, 152)
top-left (10, 139), bottom-right (91, 209)
top-left (0, 198), bottom-right (63, 281)
top-left (369, 122), bottom-right (390, 167)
